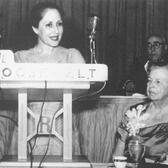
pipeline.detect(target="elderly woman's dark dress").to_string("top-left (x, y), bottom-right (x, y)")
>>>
top-left (114, 64), bottom-right (168, 162)
top-left (117, 101), bottom-right (168, 159)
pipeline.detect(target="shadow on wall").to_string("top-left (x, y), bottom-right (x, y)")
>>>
top-left (60, 17), bottom-right (85, 59)
top-left (13, 21), bottom-right (36, 51)
top-left (102, 33), bottom-right (126, 95)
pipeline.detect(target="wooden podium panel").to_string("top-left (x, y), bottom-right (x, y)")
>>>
top-left (0, 80), bottom-right (91, 167)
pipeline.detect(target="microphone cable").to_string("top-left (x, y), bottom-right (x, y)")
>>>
top-left (28, 80), bottom-right (47, 168)
top-left (37, 83), bottom-right (107, 167)
top-left (72, 81), bottom-right (107, 102)
top-left (37, 81), bottom-right (107, 167)
top-left (38, 104), bottom-right (63, 168)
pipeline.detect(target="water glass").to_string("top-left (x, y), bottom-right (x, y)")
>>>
top-left (128, 140), bottom-right (145, 167)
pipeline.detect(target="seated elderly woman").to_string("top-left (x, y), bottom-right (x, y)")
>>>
top-left (114, 62), bottom-right (168, 162)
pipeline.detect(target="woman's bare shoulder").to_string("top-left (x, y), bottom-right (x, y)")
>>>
top-left (68, 48), bottom-right (85, 63)
top-left (14, 48), bottom-right (34, 62)
top-left (15, 48), bottom-right (34, 55)
top-left (54, 46), bottom-right (85, 63)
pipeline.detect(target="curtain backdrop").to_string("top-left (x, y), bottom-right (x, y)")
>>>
top-left (0, 0), bottom-right (168, 95)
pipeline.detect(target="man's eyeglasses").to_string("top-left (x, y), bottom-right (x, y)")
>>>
top-left (147, 41), bottom-right (165, 49)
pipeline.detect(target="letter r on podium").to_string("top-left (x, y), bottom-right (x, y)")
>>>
top-left (39, 116), bottom-right (51, 134)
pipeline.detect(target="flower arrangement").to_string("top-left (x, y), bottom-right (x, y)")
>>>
top-left (125, 104), bottom-right (149, 136)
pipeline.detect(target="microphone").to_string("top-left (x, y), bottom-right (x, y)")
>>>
top-left (90, 16), bottom-right (99, 35)
top-left (89, 15), bottom-right (99, 63)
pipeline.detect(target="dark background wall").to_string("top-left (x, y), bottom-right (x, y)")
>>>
top-left (0, 0), bottom-right (168, 95)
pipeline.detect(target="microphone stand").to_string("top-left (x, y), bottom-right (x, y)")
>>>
top-left (89, 32), bottom-right (97, 64)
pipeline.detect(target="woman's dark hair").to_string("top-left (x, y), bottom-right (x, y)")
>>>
top-left (30, 2), bottom-right (64, 28)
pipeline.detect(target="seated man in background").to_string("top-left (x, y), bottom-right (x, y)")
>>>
top-left (123, 34), bottom-right (168, 96)
top-left (114, 61), bottom-right (168, 162)
top-left (145, 34), bottom-right (168, 71)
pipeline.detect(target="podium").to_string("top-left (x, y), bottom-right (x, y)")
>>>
top-left (0, 50), bottom-right (108, 167)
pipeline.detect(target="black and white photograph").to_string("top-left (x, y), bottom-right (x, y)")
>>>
top-left (0, 0), bottom-right (168, 168)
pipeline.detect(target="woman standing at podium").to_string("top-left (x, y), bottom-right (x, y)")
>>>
top-left (15, 2), bottom-right (85, 63)
top-left (13, 2), bottom-right (85, 161)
